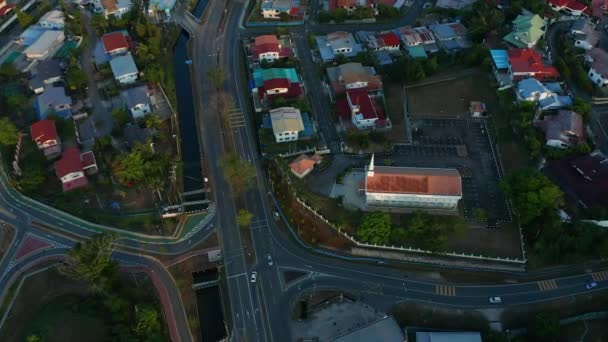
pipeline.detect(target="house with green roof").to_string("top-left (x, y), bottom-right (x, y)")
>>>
top-left (503, 10), bottom-right (547, 48)
top-left (252, 68), bottom-right (299, 87)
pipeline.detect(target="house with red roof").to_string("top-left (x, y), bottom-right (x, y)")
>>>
top-left (289, 153), bottom-right (322, 178)
top-left (260, 78), bottom-right (302, 98)
top-left (548, 0), bottom-right (590, 16)
top-left (54, 147), bottom-right (98, 192)
top-left (508, 48), bottom-right (560, 82)
top-left (364, 155), bottom-right (462, 210)
top-left (30, 119), bottom-right (61, 159)
top-left (249, 35), bottom-right (292, 63)
top-left (101, 31), bottom-right (129, 56)
top-left (346, 88), bottom-right (380, 129)
top-left (0, 0), bottom-right (14, 17)
top-left (329, 0), bottom-right (374, 13)
top-left (372, 32), bottom-right (400, 51)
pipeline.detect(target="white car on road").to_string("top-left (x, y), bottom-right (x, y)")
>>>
top-left (266, 254), bottom-right (273, 266)
top-left (250, 271), bottom-right (257, 283)
top-left (489, 296), bottom-right (502, 304)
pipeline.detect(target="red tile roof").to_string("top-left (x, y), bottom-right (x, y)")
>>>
top-left (366, 167), bottom-right (462, 196)
top-left (252, 35), bottom-right (280, 61)
top-left (508, 48), bottom-right (560, 81)
top-left (55, 147), bottom-right (83, 178)
top-left (81, 151), bottom-right (97, 169)
top-left (264, 78), bottom-right (290, 91)
top-left (102, 32), bottom-right (129, 54)
top-left (259, 78), bottom-right (302, 98)
top-left (30, 119), bottom-right (57, 145)
top-left (380, 32), bottom-right (400, 47)
top-left (289, 153), bottom-right (322, 176)
top-left (549, 0), bottom-right (588, 11)
top-left (0, 5), bottom-right (14, 17)
top-left (347, 88), bottom-right (378, 120)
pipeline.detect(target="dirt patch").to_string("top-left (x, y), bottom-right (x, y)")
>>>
top-left (384, 82), bottom-right (409, 143)
top-left (406, 70), bottom-right (496, 119)
top-left (446, 223), bottom-right (522, 258)
top-left (0, 224), bottom-right (16, 262)
top-left (0, 267), bottom-right (93, 342)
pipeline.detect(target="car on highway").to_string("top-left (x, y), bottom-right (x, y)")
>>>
top-left (250, 271), bottom-right (257, 283)
top-left (266, 254), bottom-right (273, 266)
top-left (489, 296), bottom-right (502, 304)
top-left (273, 211), bottom-right (280, 221)
top-left (586, 282), bottom-right (598, 290)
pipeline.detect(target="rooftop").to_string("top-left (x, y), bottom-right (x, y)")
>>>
top-left (121, 85), bottom-right (150, 109)
top-left (366, 165), bottom-right (462, 196)
top-left (55, 147), bottom-right (83, 178)
top-left (270, 107), bottom-right (304, 133)
top-left (289, 153), bottom-right (322, 177)
top-left (30, 119), bottom-right (57, 144)
top-left (110, 53), bottom-right (138, 77)
top-left (102, 31), bottom-right (129, 53)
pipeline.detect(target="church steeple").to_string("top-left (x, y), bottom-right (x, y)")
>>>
top-left (367, 154), bottom-right (375, 177)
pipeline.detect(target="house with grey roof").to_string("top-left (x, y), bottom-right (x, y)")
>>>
top-left (316, 31), bottom-right (362, 62)
top-left (29, 59), bottom-right (63, 94)
top-left (110, 53), bottom-right (138, 84)
top-left (121, 85), bottom-right (151, 118)
top-left (538, 110), bottom-right (585, 149)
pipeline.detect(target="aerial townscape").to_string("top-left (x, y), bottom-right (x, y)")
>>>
top-left (1, 0), bottom-right (608, 341)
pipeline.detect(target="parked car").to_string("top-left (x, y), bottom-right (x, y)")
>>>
top-left (250, 271), bottom-right (257, 283)
top-left (586, 282), bottom-right (598, 290)
top-left (489, 296), bottom-right (502, 304)
top-left (273, 211), bottom-right (280, 221)
top-left (266, 254), bottom-right (273, 266)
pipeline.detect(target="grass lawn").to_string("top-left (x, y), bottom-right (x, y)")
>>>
top-left (23, 295), bottom-right (109, 342)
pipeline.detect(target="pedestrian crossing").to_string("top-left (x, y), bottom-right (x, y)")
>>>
top-left (436, 285), bottom-right (456, 296)
top-left (249, 219), bottom-right (268, 230)
top-left (591, 271), bottom-right (608, 282)
top-left (538, 279), bottom-right (558, 291)
top-left (226, 108), bottom-right (245, 128)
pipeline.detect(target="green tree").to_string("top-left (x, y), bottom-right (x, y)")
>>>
top-left (377, 4), bottom-right (399, 19)
top-left (15, 8), bottom-right (34, 28)
top-left (134, 306), bottom-right (162, 339)
top-left (402, 211), bottom-right (467, 251)
top-left (279, 11), bottom-right (290, 21)
top-left (26, 335), bottom-right (42, 342)
top-left (15, 167), bottom-right (46, 192)
top-left (529, 312), bottom-right (560, 342)
top-left (62, 232), bottom-right (119, 293)
top-left (66, 66), bottom-right (88, 91)
top-left (501, 169), bottom-right (564, 232)
top-left (91, 14), bottom-right (109, 35)
top-left (113, 147), bottom-right (147, 185)
top-left (112, 108), bottom-right (131, 127)
top-left (236, 209), bottom-right (254, 228)
top-left (333, 8), bottom-right (348, 23)
top-left (570, 97), bottom-right (591, 123)
top-left (219, 152), bottom-right (256, 195)
top-left (6, 94), bottom-right (28, 111)
top-left (0, 118), bottom-right (19, 145)
top-left (143, 113), bottom-right (163, 130)
top-left (357, 212), bottom-right (391, 245)
top-left (318, 10), bottom-right (332, 23)
top-left (0, 64), bottom-right (19, 79)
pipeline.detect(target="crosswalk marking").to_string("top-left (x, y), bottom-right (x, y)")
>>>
top-left (225, 108), bottom-right (246, 128)
top-left (591, 271), bottom-right (608, 282)
top-left (436, 285), bottom-right (456, 296)
top-left (538, 279), bottom-right (558, 291)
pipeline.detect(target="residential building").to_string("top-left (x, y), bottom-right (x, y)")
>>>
top-left (428, 22), bottom-right (471, 51)
top-left (110, 53), bottom-right (138, 84)
top-left (269, 107), bottom-right (304, 143)
top-left (250, 35), bottom-right (292, 62)
top-left (30, 119), bottom-right (61, 158)
top-left (36, 86), bottom-right (72, 118)
top-left (101, 0), bottom-right (133, 18)
top-left (23, 30), bottom-right (65, 60)
top-left (38, 10), bottom-right (64, 29)
top-left (490, 49), bottom-right (512, 88)
top-left (360, 31), bottom-right (401, 51)
top-left (548, 0), bottom-right (589, 16)
top-left (326, 62), bottom-right (382, 95)
top-left (316, 31), bottom-right (363, 62)
top-left (346, 88), bottom-right (380, 129)
top-left (101, 31), bottom-right (129, 56)
top-left (55, 147), bottom-right (98, 192)
top-left (252, 67), bottom-right (302, 99)
top-left (570, 18), bottom-right (599, 50)
top-left (508, 48), bottom-right (560, 81)
top-left (147, 0), bottom-right (176, 16)
top-left (516, 78), bottom-right (572, 111)
top-left (329, 0), bottom-right (374, 13)
top-left (29, 59), bottom-right (63, 94)
top-left (364, 156), bottom-right (463, 210)
top-left (261, 0), bottom-right (300, 19)
top-left (394, 26), bottom-right (437, 58)
top-left (289, 153), bottom-right (322, 178)
top-left (435, 0), bottom-right (476, 9)
top-left (121, 85), bottom-right (151, 119)
top-left (0, 0), bottom-right (14, 17)
top-left (585, 47), bottom-right (608, 86)
top-left (538, 110), bottom-right (585, 149)
top-left (416, 332), bottom-right (482, 342)
top-left (503, 10), bottom-right (547, 48)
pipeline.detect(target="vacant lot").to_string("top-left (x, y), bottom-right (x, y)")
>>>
top-left (385, 82), bottom-right (409, 143)
top-left (406, 70), bottom-right (496, 119)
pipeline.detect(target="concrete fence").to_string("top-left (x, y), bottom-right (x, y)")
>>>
top-left (294, 197), bottom-right (526, 265)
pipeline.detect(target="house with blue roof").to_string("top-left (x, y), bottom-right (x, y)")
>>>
top-left (516, 78), bottom-right (572, 111)
top-left (489, 49), bottom-right (512, 89)
top-left (252, 68), bottom-right (299, 87)
top-left (35, 85), bottom-right (72, 119)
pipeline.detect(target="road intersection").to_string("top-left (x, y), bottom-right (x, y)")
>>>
top-left (0, 1), bottom-right (607, 342)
